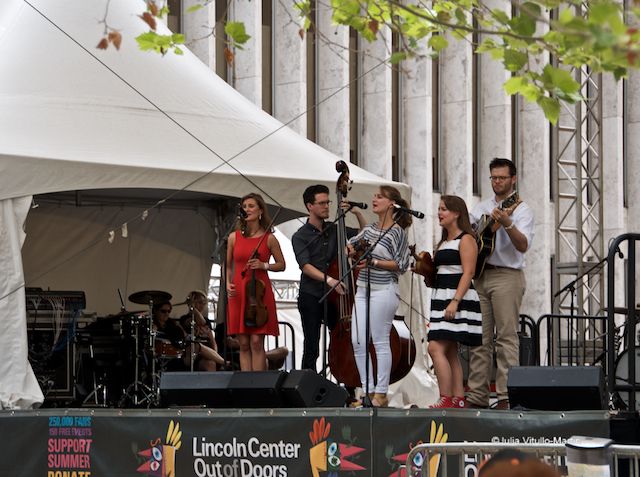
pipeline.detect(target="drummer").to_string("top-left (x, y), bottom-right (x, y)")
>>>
top-left (152, 301), bottom-right (184, 346)
top-left (152, 300), bottom-right (224, 371)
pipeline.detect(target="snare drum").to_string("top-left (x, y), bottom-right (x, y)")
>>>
top-left (155, 338), bottom-right (183, 359)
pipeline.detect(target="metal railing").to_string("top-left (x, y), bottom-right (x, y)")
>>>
top-left (536, 313), bottom-right (608, 367)
top-left (607, 233), bottom-right (640, 411)
top-left (404, 442), bottom-right (640, 477)
top-left (266, 321), bottom-right (297, 370)
top-left (208, 277), bottom-right (300, 306)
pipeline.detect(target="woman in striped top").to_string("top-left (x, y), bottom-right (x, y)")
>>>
top-left (428, 195), bottom-right (481, 408)
top-left (347, 186), bottom-right (411, 407)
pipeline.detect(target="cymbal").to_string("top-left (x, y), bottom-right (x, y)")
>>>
top-left (128, 290), bottom-right (172, 305)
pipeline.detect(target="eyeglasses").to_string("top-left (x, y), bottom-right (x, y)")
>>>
top-left (314, 200), bottom-right (332, 206)
top-left (489, 175), bottom-right (512, 182)
top-left (159, 309), bottom-right (171, 314)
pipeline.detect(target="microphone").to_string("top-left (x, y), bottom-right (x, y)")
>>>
top-left (237, 204), bottom-right (247, 219)
top-left (347, 201), bottom-right (368, 210)
top-left (393, 203), bottom-right (425, 219)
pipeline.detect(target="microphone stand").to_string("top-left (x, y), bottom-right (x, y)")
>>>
top-left (319, 213), bottom-right (403, 407)
top-left (552, 255), bottom-right (610, 365)
top-left (552, 256), bottom-right (610, 316)
top-left (212, 211), bottom-right (244, 369)
top-left (188, 302), bottom-right (197, 372)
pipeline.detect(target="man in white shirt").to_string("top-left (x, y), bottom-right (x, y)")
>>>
top-left (466, 158), bottom-right (535, 409)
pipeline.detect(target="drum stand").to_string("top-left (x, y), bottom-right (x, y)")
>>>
top-left (188, 306), bottom-right (197, 372)
top-left (81, 343), bottom-right (109, 407)
top-left (118, 313), bottom-right (157, 408)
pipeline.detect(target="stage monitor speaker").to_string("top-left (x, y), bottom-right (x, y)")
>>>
top-left (160, 371), bottom-right (234, 407)
top-left (227, 371), bottom-right (287, 408)
top-left (281, 370), bottom-right (349, 408)
top-left (508, 366), bottom-right (606, 411)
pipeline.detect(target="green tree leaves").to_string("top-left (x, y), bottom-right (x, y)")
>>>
top-left (292, 0), bottom-right (637, 123)
top-left (225, 21), bottom-right (251, 50)
top-left (126, 0), bottom-right (640, 123)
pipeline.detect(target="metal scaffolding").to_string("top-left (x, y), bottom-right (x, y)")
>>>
top-left (551, 19), bottom-right (605, 362)
top-left (553, 62), bottom-right (605, 317)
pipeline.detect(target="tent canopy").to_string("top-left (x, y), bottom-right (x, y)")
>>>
top-left (0, 0), bottom-right (412, 409)
top-left (0, 0), bottom-right (408, 211)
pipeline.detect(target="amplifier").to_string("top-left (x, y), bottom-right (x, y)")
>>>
top-left (27, 324), bottom-right (75, 401)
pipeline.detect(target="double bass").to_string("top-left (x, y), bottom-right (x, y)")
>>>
top-left (327, 161), bottom-right (416, 387)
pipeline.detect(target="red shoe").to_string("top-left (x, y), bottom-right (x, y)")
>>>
top-left (429, 395), bottom-right (454, 408)
top-left (452, 396), bottom-right (466, 408)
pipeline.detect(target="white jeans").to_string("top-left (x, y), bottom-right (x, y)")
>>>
top-left (351, 283), bottom-right (399, 394)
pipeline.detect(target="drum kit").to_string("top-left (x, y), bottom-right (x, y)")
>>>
top-left (81, 290), bottom-right (203, 408)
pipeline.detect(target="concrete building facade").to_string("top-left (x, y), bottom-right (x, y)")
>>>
top-left (170, 1), bottom-right (638, 321)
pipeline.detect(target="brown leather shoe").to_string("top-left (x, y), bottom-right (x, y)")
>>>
top-left (464, 399), bottom-right (488, 409)
top-left (493, 399), bottom-right (510, 410)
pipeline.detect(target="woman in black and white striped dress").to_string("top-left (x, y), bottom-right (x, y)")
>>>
top-left (428, 195), bottom-right (481, 408)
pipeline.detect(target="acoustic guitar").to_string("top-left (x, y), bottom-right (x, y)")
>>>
top-left (474, 191), bottom-right (521, 278)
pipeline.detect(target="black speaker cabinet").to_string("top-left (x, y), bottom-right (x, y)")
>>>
top-left (227, 371), bottom-right (286, 408)
top-left (160, 371), bottom-right (234, 407)
top-left (160, 371), bottom-right (348, 408)
top-left (508, 366), bottom-right (606, 411)
top-left (281, 370), bottom-right (349, 407)
top-left (27, 325), bottom-right (75, 401)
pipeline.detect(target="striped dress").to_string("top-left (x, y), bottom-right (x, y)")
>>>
top-left (428, 233), bottom-right (482, 346)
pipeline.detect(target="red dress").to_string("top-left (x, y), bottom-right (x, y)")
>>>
top-left (227, 230), bottom-right (279, 336)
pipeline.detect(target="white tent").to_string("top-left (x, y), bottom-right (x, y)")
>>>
top-left (0, 0), bottom-right (428, 409)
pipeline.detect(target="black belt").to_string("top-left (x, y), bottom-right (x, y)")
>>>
top-left (484, 264), bottom-right (516, 271)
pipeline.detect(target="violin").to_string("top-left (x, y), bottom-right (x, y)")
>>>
top-left (243, 249), bottom-right (268, 328)
top-left (409, 244), bottom-right (436, 288)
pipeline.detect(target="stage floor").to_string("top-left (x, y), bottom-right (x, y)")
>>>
top-left (1, 407), bottom-right (612, 476)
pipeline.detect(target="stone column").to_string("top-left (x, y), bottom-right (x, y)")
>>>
top-left (626, 72), bottom-right (640, 232)
top-left (359, 33), bottom-right (392, 179)
top-left (518, 91), bottom-right (551, 320)
top-left (230, 0), bottom-right (262, 107)
top-left (315, 3), bottom-right (350, 159)
top-left (625, 70), bottom-right (640, 299)
top-left (273, 0), bottom-right (306, 136)
top-left (478, 51), bottom-right (512, 184)
top-left (182, 0), bottom-right (216, 69)
top-left (402, 51), bottom-right (433, 253)
top-left (601, 75), bottom-right (627, 307)
top-left (440, 35), bottom-right (473, 199)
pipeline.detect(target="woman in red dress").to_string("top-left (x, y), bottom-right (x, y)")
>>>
top-left (226, 193), bottom-right (286, 371)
